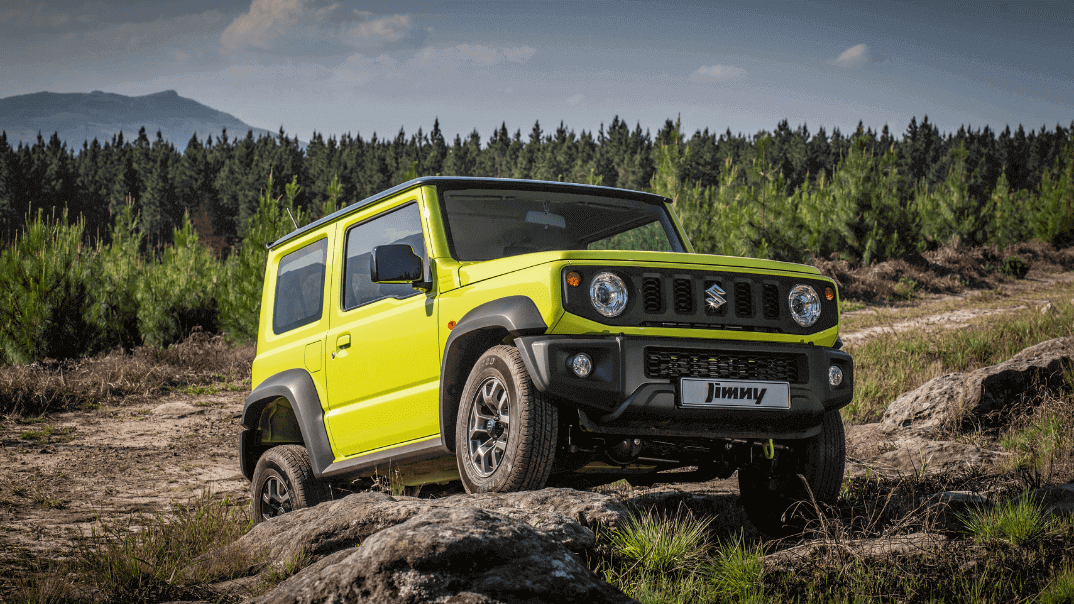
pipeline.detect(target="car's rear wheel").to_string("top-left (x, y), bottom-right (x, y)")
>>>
top-left (455, 345), bottom-right (558, 493)
top-left (251, 444), bottom-right (332, 525)
top-left (738, 410), bottom-right (846, 536)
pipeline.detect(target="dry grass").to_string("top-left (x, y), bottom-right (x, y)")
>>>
top-left (815, 240), bottom-right (1074, 303)
top-left (842, 292), bottom-right (1074, 424)
top-left (0, 331), bottom-right (253, 416)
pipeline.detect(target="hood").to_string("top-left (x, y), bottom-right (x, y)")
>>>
top-left (454, 249), bottom-right (820, 287)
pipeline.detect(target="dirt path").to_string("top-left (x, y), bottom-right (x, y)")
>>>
top-left (0, 391), bottom-right (248, 563)
top-left (840, 270), bottom-right (1074, 347)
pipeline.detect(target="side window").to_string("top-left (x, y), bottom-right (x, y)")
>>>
top-left (272, 239), bottom-right (328, 334)
top-left (343, 204), bottom-right (427, 310)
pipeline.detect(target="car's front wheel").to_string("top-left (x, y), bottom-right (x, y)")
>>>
top-left (455, 345), bottom-right (558, 493)
top-left (738, 410), bottom-right (846, 536)
top-left (251, 444), bottom-right (332, 525)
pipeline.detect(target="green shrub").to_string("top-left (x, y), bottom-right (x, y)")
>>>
top-left (707, 531), bottom-right (765, 601)
top-left (0, 209), bottom-right (103, 363)
top-left (90, 201), bottom-right (144, 350)
top-left (1002, 255), bottom-right (1030, 279)
top-left (958, 495), bottom-right (1060, 545)
top-left (606, 509), bottom-right (712, 573)
top-left (1041, 567), bottom-right (1074, 604)
top-left (137, 213), bottom-right (222, 347)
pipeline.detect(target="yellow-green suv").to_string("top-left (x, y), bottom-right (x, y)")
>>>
top-left (240, 177), bottom-right (853, 533)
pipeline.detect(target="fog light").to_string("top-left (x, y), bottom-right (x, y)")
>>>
top-left (829, 365), bottom-right (843, 387)
top-left (570, 353), bottom-right (593, 378)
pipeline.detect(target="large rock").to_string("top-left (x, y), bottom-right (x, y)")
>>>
top-left (879, 337), bottom-right (1074, 435)
top-left (251, 507), bottom-right (637, 604)
top-left (202, 488), bottom-right (627, 577)
top-left (871, 436), bottom-right (1009, 475)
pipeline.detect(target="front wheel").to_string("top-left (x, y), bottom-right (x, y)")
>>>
top-left (251, 444), bottom-right (332, 525)
top-left (739, 410), bottom-right (846, 536)
top-left (455, 345), bottom-right (558, 493)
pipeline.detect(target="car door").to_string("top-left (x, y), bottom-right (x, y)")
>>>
top-left (324, 201), bottom-right (441, 458)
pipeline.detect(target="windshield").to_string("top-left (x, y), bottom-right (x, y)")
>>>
top-left (439, 187), bottom-right (685, 261)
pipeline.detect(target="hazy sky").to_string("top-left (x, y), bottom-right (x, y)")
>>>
top-left (2, 0), bottom-right (1071, 141)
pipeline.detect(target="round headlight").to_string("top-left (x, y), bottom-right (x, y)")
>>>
top-left (590, 272), bottom-right (628, 317)
top-left (788, 284), bottom-right (821, 327)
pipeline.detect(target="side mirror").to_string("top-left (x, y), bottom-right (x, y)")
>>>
top-left (371, 244), bottom-right (424, 285)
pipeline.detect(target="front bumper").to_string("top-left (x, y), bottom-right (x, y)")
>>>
top-left (514, 334), bottom-right (853, 440)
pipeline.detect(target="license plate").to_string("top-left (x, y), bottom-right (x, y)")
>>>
top-left (679, 378), bottom-right (790, 409)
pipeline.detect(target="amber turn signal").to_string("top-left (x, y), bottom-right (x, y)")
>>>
top-left (825, 287), bottom-right (835, 301)
top-left (566, 271), bottom-right (582, 287)
top-left (447, 320), bottom-right (457, 330)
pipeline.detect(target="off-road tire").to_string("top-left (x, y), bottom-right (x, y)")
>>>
top-left (455, 345), bottom-right (558, 493)
top-left (251, 444), bottom-right (332, 525)
top-left (739, 410), bottom-right (846, 536)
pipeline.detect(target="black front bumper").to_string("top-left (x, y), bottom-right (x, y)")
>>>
top-left (514, 334), bottom-right (853, 440)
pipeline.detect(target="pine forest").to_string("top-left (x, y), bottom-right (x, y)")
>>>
top-left (0, 115), bottom-right (1071, 364)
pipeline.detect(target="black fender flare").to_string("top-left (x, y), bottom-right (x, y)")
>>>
top-left (240, 368), bottom-right (334, 480)
top-left (438, 295), bottom-right (547, 454)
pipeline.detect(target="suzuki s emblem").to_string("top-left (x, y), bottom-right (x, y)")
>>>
top-left (705, 284), bottom-right (726, 310)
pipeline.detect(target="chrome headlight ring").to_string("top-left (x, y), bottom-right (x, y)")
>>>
top-left (589, 272), bottom-right (628, 317)
top-left (788, 284), bottom-right (821, 327)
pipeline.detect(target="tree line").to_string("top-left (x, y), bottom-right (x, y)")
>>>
top-left (1, 115), bottom-right (1070, 251)
top-left (0, 115), bottom-right (1071, 364)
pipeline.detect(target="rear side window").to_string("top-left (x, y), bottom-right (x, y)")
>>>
top-left (273, 239), bottom-right (328, 334)
top-left (343, 204), bottom-right (427, 310)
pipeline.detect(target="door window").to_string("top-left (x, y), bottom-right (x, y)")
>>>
top-left (272, 239), bottom-right (328, 334)
top-left (343, 204), bottom-right (427, 310)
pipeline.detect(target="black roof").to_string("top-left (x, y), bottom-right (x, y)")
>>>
top-left (268, 176), bottom-right (670, 250)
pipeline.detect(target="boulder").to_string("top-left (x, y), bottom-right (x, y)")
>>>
top-left (879, 337), bottom-right (1074, 435)
top-left (1030, 483), bottom-right (1074, 515)
top-left (871, 437), bottom-right (1009, 475)
top-left (251, 507), bottom-right (637, 604)
top-left (201, 488), bottom-right (627, 578)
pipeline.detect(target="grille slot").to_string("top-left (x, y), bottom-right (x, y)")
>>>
top-left (673, 278), bottom-right (694, 314)
top-left (762, 284), bottom-right (780, 319)
top-left (645, 348), bottom-right (805, 383)
top-left (642, 277), bottom-right (663, 313)
top-left (734, 282), bottom-right (753, 317)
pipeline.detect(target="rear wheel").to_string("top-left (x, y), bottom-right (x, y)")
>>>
top-left (455, 345), bottom-right (558, 493)
top-left (251, 445), bottom-right (332, 525)
top-left (739, 410), bottom-right (846, 536)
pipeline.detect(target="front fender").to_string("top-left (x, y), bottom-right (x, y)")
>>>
top-left (437, 296), bottom-right (547, 454)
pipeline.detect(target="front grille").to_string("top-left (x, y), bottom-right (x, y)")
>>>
top-left (762, 284), bottom-right (780, 319)
top-left (735, 282), bottom-right (753, 317)
top-left (645, 348), bottom-right (806, 383)
top-left (642, 277), bottom-right (663, 313)
top-left (673, 278), bottom-right (694, 314)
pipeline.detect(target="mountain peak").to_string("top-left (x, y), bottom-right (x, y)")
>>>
top-left (0, 90), bottom-right (270, 148)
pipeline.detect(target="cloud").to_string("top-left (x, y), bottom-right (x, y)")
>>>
top-left (408, 44), bottom-right (537, 69)
top-left (0, 4), bottom-right (72, 30)
top-left (222, 0), bottom-right (415, 55)
top-left (330, 52), bottom-right (398, 87)
top-left (830, 43), bottom-right (889, 68)
top-left (690, 64), bottom-right (747, 83)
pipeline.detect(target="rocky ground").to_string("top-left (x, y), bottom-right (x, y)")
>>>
top-left (2, 268), bottom-right (1074, 602)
